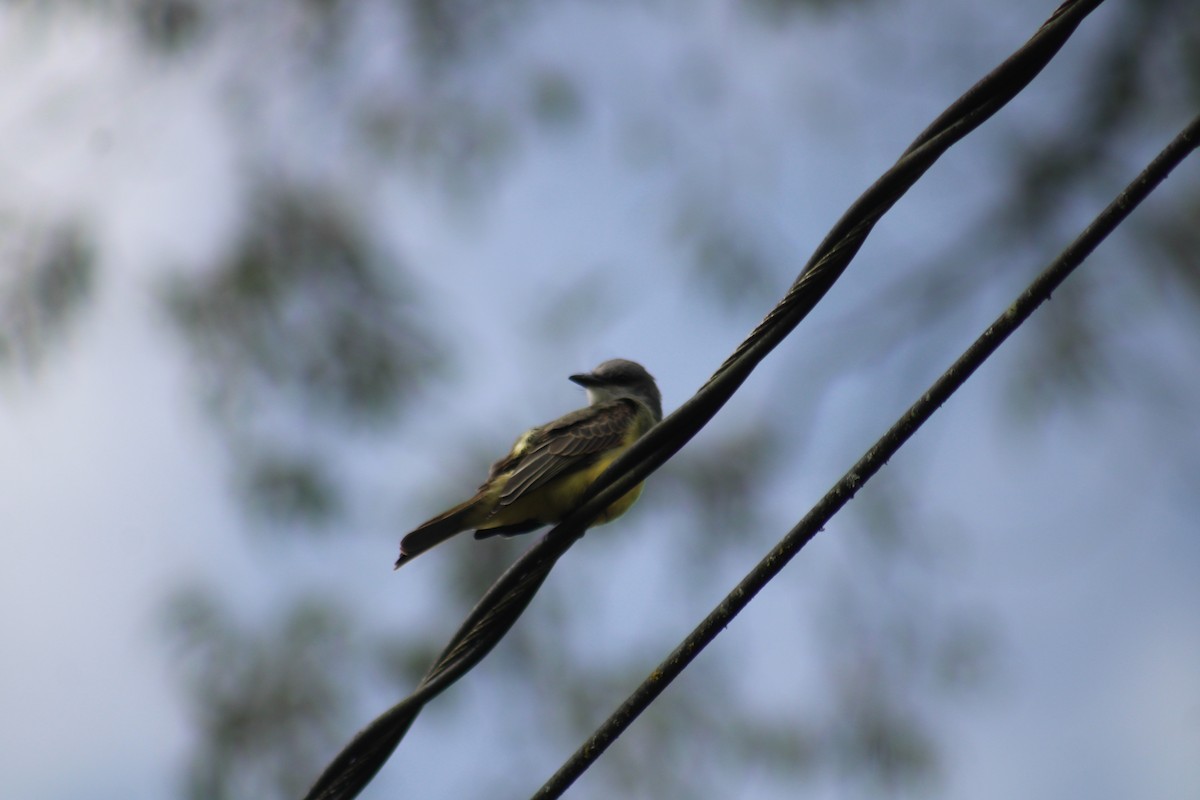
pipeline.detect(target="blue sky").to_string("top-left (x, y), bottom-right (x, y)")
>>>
top-left (1, 1), bottom-right (1198, 798)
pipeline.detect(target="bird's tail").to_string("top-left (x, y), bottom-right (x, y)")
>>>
top-left (394, 494), bottom-right (490, 568)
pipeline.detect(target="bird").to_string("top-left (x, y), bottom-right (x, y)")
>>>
top-left (395, 359), bottom-right (662, 568)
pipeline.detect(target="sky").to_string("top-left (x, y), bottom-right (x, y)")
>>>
top-left (1, 1), bottom-right (1198, 799)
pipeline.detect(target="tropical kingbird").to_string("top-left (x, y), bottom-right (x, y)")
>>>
top-left (394, 359), bottom-right (662, 568)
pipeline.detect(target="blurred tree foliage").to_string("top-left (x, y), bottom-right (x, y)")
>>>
top-left (2, 0), bottom-right (1197, 798)
top-left (166, 186), bottom-right (439, 527)
top-left (166, 587), bottom-right (358, 800)
top-left (0, 219), bottom-right (93, 371)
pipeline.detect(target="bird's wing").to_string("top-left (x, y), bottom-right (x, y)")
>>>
top-left (495, 399), bottom-right (637, 507)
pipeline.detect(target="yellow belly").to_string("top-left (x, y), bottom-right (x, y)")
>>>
top-left (481, 449), bottom-right (645, 530)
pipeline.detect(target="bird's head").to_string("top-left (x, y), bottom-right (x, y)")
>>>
top-left (570, 359), bottom-right (663, 421)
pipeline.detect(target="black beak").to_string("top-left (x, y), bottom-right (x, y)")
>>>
top-left (569, 372), bottom-right (599, 387)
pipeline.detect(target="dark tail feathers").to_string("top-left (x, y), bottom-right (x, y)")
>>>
top-left (394, 496), bottom-right (485, 568)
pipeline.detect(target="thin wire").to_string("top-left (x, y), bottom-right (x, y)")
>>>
top-left (532, 113), bottom-right (1200, 800)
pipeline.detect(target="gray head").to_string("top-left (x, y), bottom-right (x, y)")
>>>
top-left (569, 359), bottom-right (663, 421)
